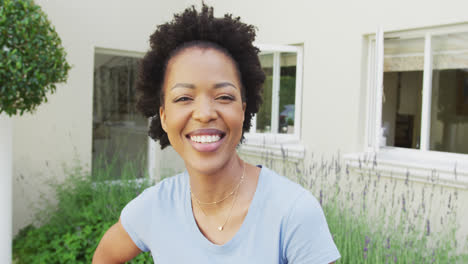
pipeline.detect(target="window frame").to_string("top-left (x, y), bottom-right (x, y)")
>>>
top-left (367, 24), bottom-right (468, 154)
top-left (356, 23), bottom-right (468, 186)
top-left (93, 47), bottom-right (158, 179)
top-left (244, 44), bottom-right (304, 146)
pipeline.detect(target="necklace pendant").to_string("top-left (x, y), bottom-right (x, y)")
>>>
top-left (218, 226), bottom-right (223, 231)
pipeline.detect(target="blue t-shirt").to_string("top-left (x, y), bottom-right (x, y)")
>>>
top-left (121, 166), bottom-right (340, 263)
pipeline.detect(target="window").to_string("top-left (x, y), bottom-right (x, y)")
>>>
top-left (240, 44), bottom-right (304, 160)
top-left (92, 49), bottom-right (150, 179)
top-left (353, 24), bottom-right (468, 186)
top-left (246, 44), bottom-right (303, 141)
top-left (367, 24), bottom-right (468, 156)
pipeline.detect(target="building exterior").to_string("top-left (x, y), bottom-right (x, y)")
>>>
top-left (9, 0), bottom-right (468, 252)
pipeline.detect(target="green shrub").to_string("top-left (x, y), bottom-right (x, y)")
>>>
top-left (13, 159), bottom-right (154, 263)
top-left (0, 0), bottom-right (71, 116)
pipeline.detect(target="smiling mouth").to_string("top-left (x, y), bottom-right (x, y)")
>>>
top-left (186, 129), bottom-right (226, 144)
top-left (189, 135), bottom-right (222, 143)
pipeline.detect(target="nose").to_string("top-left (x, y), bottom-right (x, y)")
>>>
top-left (192, 96), bottom-right (218, 123)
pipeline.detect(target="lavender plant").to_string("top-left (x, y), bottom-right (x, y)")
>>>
top-left (240, 147), bottom-right (468, 263)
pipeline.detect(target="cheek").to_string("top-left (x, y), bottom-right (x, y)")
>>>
top-left (226, 107), bottom-right (245, 133)
top-left (163, 107), bottom-right (187, 134)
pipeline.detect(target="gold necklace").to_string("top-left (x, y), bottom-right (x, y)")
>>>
top-left (191, 161), bottom-right (245, 205)
top-left (193, 181), bottom-right (242, 231)
top-left (191, 161), bottom-right (246, 231)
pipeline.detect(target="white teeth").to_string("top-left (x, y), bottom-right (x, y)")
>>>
top-left (190, 135), bottom-right (221, 143)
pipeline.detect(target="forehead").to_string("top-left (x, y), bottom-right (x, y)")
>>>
top-left (164, 47), bottom-right (240, 86)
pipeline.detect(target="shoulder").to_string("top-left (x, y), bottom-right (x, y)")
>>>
top-left (259, 166), bottom-right (314, 210)
top-left (152, 173), bottom-right (187, 201)
top-left (258, 167), bottom-right (340, 263)
top-left (282, 193), bottom-right (340, 263)
top-left (121, 172), bottom-right (187, 215)
top-left (133, 173), bottom-right (187, 203)
top-left (282, 190), bottom-right (340, 263)
top-left (256, 166), bottom-right (325, 228)
top-left (285, 189), bottom-right (324, 229)
top-left (119, 173), bottom-right (187, 252)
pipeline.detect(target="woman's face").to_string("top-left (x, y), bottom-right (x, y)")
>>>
top-left (160, 47), bottom-right (246, 174)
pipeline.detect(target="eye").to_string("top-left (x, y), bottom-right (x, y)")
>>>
top-left (216, 95), bottom-right (235, 101)
top-left (174, 96), bottom-right (192, 103)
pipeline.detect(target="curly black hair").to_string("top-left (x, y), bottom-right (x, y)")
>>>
top-left (136, 4), bottom-right (265, 149)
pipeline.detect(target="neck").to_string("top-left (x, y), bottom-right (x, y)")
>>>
top-left (187, 155), bottom-right (244, 207)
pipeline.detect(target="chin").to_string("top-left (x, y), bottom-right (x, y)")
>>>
top-left (185, 153), bottom-right (236, 176)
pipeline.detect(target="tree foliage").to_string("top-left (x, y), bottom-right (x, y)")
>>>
top-left (0, 0), bottom-right (70, 116)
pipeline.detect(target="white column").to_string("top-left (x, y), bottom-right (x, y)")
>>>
top-left (271, 52), bottom-right (280, 134)
top-left (147, 136), bottom-right (159, 181)
top-left (420, 33), bottom-right (433, 151)
top-left (374, 27), bottom-right (384, 151)
top-left (0, 114), bottom-right (12, 263)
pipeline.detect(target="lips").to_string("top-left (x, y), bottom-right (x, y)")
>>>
top-left (186, 129), bottom-right (226, 152)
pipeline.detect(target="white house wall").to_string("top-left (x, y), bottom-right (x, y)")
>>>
top-left (12, 0), bottom-right (468, 238)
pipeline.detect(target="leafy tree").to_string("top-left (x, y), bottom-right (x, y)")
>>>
top-left (0, 0), bottom-right (70, 116)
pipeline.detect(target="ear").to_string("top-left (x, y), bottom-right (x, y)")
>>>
top-left (159, 106), bottom-right (167, 132)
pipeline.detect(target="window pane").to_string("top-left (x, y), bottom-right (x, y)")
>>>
top-left (382, 37), bottom-right (424, 149)
top-left (384, 37), bottom-right (425, 71)
top-left (430, 33), bottom-right (468, 154)
top-left (92, 54), bottom-right (147, 179)
top-left (278, 52), bottom-right (296, 134)
top-left (257, 53), bottom-right (273, 132)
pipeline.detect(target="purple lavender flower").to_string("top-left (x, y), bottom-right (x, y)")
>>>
top-left (402, 195), bottom-right (406, 213)
top-left (363, 235), bottom-right (370, 259)
top-left (448, 194), bottom-right (452, 209)
top-left (394, 256), bottom-right (397, 263)
top-left (426, 219), bottom-right (431, 236)
top-left (319, 190), bottom-right (323, 206)
top-left (386, 237), bottom-right (390, 249)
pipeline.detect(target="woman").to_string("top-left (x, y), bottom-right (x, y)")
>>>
top-left (93, 5), bottom-right (340, 263)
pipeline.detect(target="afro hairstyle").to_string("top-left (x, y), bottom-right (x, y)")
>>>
top-left (136, 4), bottom-right (265, 149)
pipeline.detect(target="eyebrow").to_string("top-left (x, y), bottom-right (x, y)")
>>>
top-left (171, 83), bottom-right (195, 90)
top-left (170, 82), bottom-right (237, 90)
top-left (214, 82), bottom-right (237, 90)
